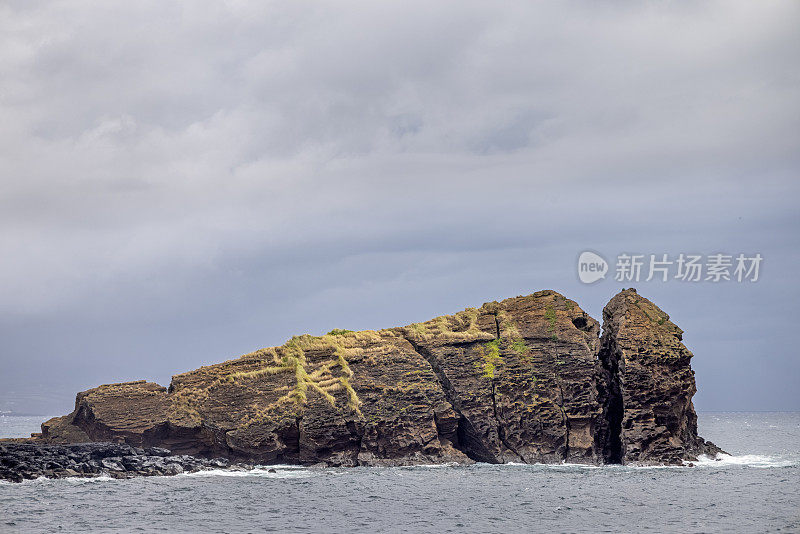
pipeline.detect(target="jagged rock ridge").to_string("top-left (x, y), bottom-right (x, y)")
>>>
top-left (31, 289), bottom-right (721, 467)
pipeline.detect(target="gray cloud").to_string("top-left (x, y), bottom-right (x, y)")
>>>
top-left (0, 0), bottom-right (798, 414)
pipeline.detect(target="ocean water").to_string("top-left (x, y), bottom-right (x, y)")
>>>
top-left (0, 415), bottom-right (56, 439)
top-left (1, 412), bottom-right (798, 533)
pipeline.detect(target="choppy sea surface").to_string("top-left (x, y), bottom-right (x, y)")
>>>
top-left (1, 412), bottom-right (798, 533)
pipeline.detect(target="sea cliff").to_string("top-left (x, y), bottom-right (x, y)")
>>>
top-left (2, 289), bottom-right (722, 480)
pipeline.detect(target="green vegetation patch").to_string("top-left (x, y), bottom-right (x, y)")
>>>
top-left (633, 300), bottom-right (670, 327)
top-left (510, 339), bottom-right (530, 356)
top-left (327, 329), bottom-right (355, 336)
top-left (480, 339), bottom-right (503, 379)
top-left (544, 305), bottom-right (557, 331)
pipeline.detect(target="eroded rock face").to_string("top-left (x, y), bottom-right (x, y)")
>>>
top-left (595, 289), bottom-right (722, 464)
top-left (30, 289), bottom-right (721, 468)
top-left (396, 290), bottom-right (601, 464)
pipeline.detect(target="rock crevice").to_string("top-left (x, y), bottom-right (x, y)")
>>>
top-left (401, 334), bottom-right (498, 464)
top-left (595, 329), bottom-right (624, 463)
top-left (490, 380), bottom-right (526, 463)
top-left (554, 378), bottom-right (570, 462)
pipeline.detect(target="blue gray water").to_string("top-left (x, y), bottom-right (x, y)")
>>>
top-left (1, 412), bottom-right (798, 533)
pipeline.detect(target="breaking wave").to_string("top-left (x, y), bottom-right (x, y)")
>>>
top-left (693, 453), bottom-right (798, 469)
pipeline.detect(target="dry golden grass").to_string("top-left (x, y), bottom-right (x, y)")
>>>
top-left (403, 307), bottom-right (494, 344)
top-left (167, 294), bottom-right (565, 425)
top-left (167, 331), bottom-right (376, 419)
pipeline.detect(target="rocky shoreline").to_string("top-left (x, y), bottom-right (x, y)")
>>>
top-left (0, 443), bottom-right (236, 483)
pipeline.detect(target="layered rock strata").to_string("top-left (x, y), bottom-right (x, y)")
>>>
top-left (8, 288), bottom-right (721, 477)
top-left (594, 290), bottom-right (721, 464)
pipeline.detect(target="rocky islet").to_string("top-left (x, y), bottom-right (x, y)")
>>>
top-left (0, 288), bottom-right (722, 481)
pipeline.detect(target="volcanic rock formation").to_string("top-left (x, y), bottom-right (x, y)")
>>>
top-left (27, 289), bottom-right (722, 468)
top-left (0, 443), bottom-right (233, 482)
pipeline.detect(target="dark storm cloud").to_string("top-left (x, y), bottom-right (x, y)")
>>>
top-left (0, 1), bottom-right (798, 414)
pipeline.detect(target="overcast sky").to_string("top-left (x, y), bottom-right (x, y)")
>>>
top-left (1, 1), bottom-right (798, 415)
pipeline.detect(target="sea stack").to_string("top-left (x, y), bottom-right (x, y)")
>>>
top-left (29, 289), bottom-right (722, 467)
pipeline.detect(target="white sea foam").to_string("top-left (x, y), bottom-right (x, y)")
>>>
top-left (500, 455), bottom-right (797, 470)
top-left (508, 462), bottom-right (602, 470)
top-left (60, 474), bottom-right (116, 483)
top-left (692, 453), bottom-right (797, 469)
top-left (14, 474), bottom-right (116, 485)
top-left (182, 466), bottom-right (315, 479)
top-left (394, 462), bottom-right (461, 469)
